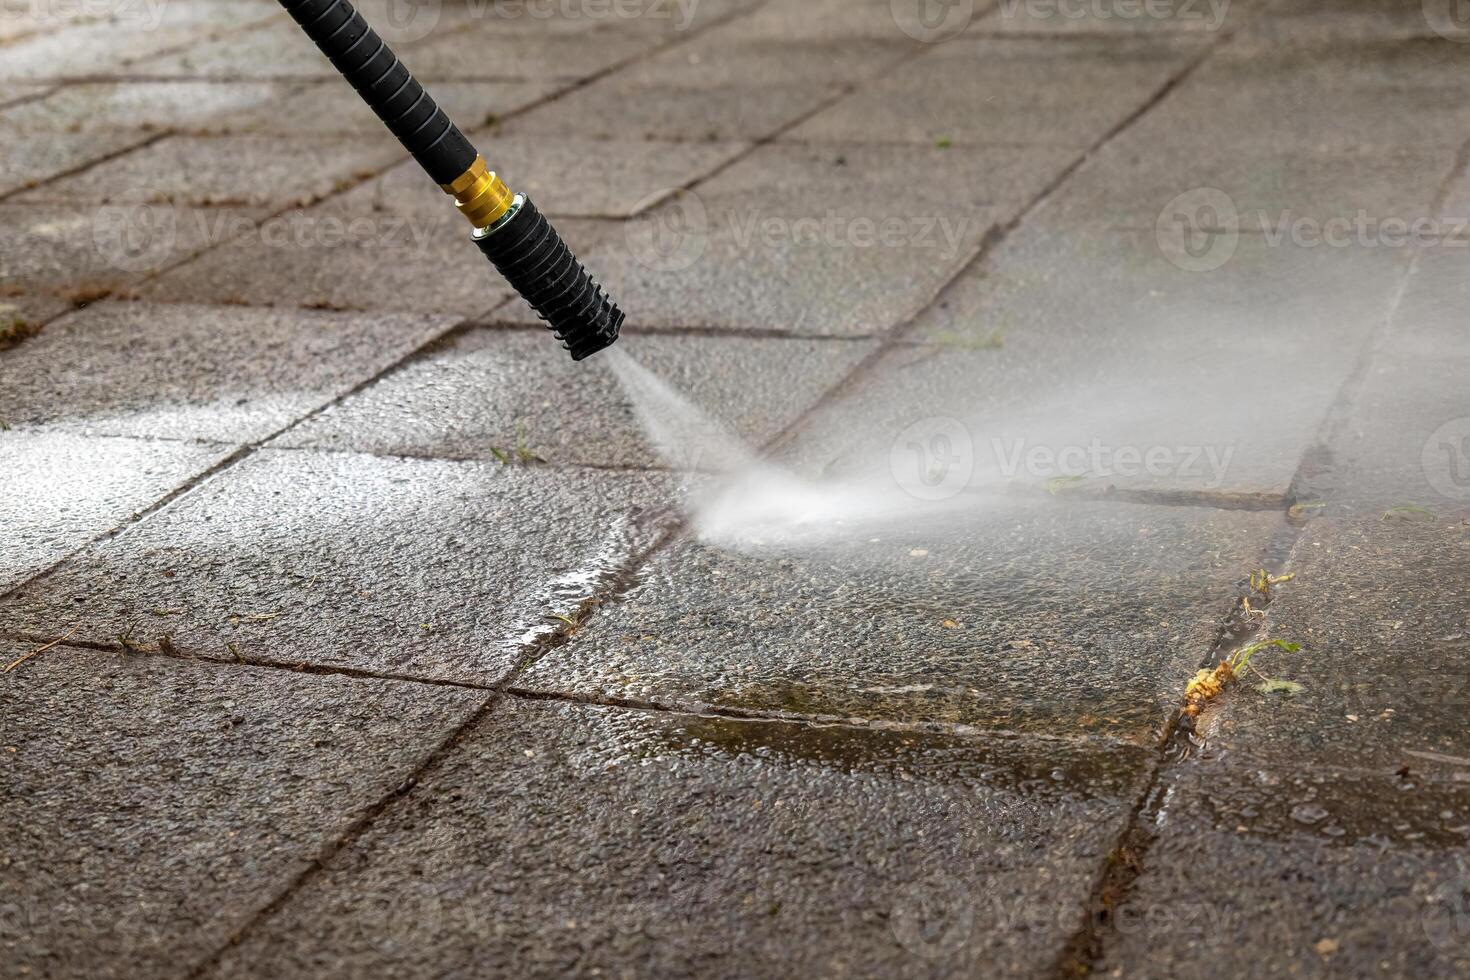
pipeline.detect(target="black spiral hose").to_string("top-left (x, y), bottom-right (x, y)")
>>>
top-left (278, 0), bottom-right (474, 183)
top-left (276, 0), bottom-right (623, 359)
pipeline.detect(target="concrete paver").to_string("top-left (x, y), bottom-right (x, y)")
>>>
top-left (14, 134), bottom-right (406, 210)
top-left (0, 642), bottom-right (486, 980)
top-left (207, 695), bottom-right (1155, 979)
top-left (0, 302), bottom-right (455, 442)
top-left (212, 79), bottom-right (561, 136)
top-left (790, 226), bottom-right (1410, 500)
top-left (0, 130), bottom-right (155, 199)
top-left (0, 202), bottom-right (264, 304)
top-left (0, 80), bottom-right (298, 135)
top-left (519, 498), bottom-right (1282, 740)
top-left (0, 448), bottom-right (677, 683)
top-left (499, 31), bottom-right (916, 141)
top-left (276, 328), bottom-right (876, 467)
top-left (786, 36), bottom-right (1206, 148)
top-left (1100, 754), bottom-right (1470, 979)
top-left (0, 431), bottom-right (230, 594)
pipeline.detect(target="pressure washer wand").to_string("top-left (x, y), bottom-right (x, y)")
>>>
top-left (277, 0), bottom-right (622, 359)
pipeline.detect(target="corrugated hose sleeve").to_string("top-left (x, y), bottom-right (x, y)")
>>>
top-left (276, 0), bottom-right (475, 184)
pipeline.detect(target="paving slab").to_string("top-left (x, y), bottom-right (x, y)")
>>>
top-left (371, 19), bottom-right (662, 80)
top-left (719, 0), bottom-right (980, 42)
top-left (0, 642), bottom-right (487, 980)
top-left (0, 130), bottom-right (155, 199)
top-left (276, 328), bottom-right (876, 467)
top-left (0, 17), bottom-right (221, 81)
top-left (0, 431), bottom-right (229, 594)
top-left (1281, 243), bottom-right (1470, 511)
top-left (798, 226), bottom-right (1413, 500)
top-left (786, 36), bottom-right (1205, 148)
top-left (1193, 517), bottom-right (1470, 775)
top-left (0, 301), bottom-right (456, 442)
top-left (1099, 755), bottom-right (1470, 979)
top-left (208, 695), bottom-right (1156, 979)
top-left (519, 498), bottom-right (1282, 740)
top-left (336, 134), bottom-right (752, 220)
top-left (139, 205), bottom-right (612, 315)
top-left (1246, 0), bottom-right (1459, 41)
top-left (13, 134), bottom-right (405, 209)
top-left (1196, 34), bottom-right (1470, 90)
top-left (0, 448), bottom-right (677, 682)
top-left (0, 80), bottom-right (302, 135)
top-left (0, 202), bottom-right (264, 303)
top-left (497, 142), bottom-right (1002, 335)
top-left (499, 31), bottom-right (915, 142)
top-left (1124, 74), bottom-right (1470, 152)
top-left (210, 79), bottom-right (560, 136)
top-left (1033, 136), bottom-right (1459, 231)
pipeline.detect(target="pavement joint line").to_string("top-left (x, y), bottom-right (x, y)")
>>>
top-left (501, 685), bottom-right (1153, 750)
top-left (0, 129), bottom-right (167, 206)
top-left (616, 39), bottom-right (942, 223)
top-left (0, 308), bottom-right (471, 608)
top-left (464, 318), bottom-right (884, 343)
top-left (1050, 29), bottom-right (1470, 978)
top-left (179, 689), bottom-right (509, 980)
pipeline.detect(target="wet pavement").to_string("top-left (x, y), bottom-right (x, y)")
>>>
top-left (4, 0), bottom-right (1470, 977)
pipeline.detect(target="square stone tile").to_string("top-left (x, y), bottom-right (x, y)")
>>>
top-left (1032, 137), bottom-right (1459, 231)
top-left (497, 143), bottom-right (1000, 335)
top-left (1099, 755), bottom-right (1470, 979)
top-left (0, 80), bottom-right (301, 135)
top-left (336, 134), bottom-right (752, 220)
top-left (390, 19), bottom-right (661, 80)
top-left (209, 79), bottom-right (560, 135)
top-left (0, 431), bottom-right (229, 594)
top-left (787, 36), bottom-right (1204, 147)
top-left (833, 226), bottom-right (1414, 500)
top-left (139, 205), bottom-right (613, 314)
top-left (276, 328), bottom-right (876, 467)
top-left (0, 130), bottom-right (155, 198)
top-left (519, 498), bottom-right (1283, 740)
top-left (13, 134), bottom-right (405, 209)
top-left (0, 202), bottom-right (263, 301)
top-left (0, 642), bottom-right (486, 980)
top-left (207, 695), bottom-right (1156, 979)
top-left (1125, 74), bottom-right (1470, 152)
top-left (0, 301), bottom-right (456, 442)
top-left (499, 31), bottom-right (914, 141)
top-left (1194, 518), bottom-right (1470, 774)
top-left (0, 448), bottom-right (677, 682)
top-left (1317, 246), bottom-right (1470, 509)
top-left (0, 17), bottom-right (221, 80)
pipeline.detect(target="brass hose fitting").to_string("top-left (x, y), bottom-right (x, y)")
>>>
top-left (441, 156), bottom-right (515, 230)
